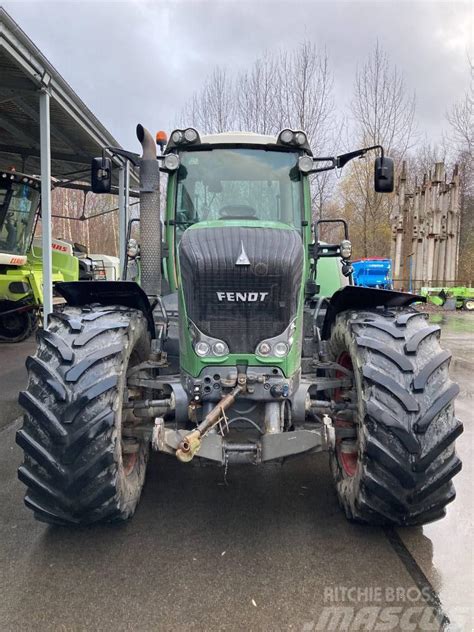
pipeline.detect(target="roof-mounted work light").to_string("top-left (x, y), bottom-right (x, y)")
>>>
top-left (166, 128), bottom-right (201, 152)
top-left (277, 129), bottom-right (310, 151)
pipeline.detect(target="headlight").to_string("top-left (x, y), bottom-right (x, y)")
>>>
top-left (212, 341), bottom-right (229, 357)
top-left (9, 281), bottom-right (30, 294)
top-left (195, 341), bottom-right (211, 357)
top-left (257, 342), bottom-right (271, 356)
top-left (274, 342), bottom-right (289, 357)
top-left (340, 239), bottom-right (352, 259)
top-left (163, 153), bottom-right (180, 171)
top-left (189, 320), bottom-right (229, 358)
top-left (255, 319), bottom-right (296, 359)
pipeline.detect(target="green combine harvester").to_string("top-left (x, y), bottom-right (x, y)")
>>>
top-left (16, 126), bottom-right (462, 527)
top-left (0, 170), bottom-right (78, 342)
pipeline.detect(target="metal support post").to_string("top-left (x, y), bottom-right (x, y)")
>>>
top-left (39, 88), bottom-right (52, 327)
top-left (124, 159), bottom-right (130, 265)
top-left (119, 167), bottom-right (127, 270)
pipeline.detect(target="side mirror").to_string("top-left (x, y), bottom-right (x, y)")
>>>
top-left (91, 157), bottom-right (112, 194)
top-left (374, 156), bottom-right (394, 193)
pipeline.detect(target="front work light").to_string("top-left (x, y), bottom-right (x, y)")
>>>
top-left (340, 240), bottom-right (352, 259)
top-left (163, 153), bottom-right (180, 171)
top-left (184, 128), bottom-right (198, 142)
top-left (168, 128), bottom-right (201, 150)
top-left (279, 129), bottom-right (294, 144)
top-left (277, 129), bottom-right (309, 150)
top-left (294, 131), bottom-right (307, 146)
top-left (298, 155), bottom-right (314, 173)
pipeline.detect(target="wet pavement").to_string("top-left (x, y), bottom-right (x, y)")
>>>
top-left (0, 337), bottom-right (36, 430)
top-left (0, 313), bottom-right (472, 631)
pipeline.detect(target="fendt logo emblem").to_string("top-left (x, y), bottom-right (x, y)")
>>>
top-left (235, 241), bottom-right (251, 266)
top-left (216, 291), bottom-right (269, 302)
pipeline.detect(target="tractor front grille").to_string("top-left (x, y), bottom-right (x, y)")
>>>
top-left (179, 226), bottom-right (303, 353)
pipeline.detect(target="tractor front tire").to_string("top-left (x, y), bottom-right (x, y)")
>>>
top-left (327, 307), bottom-right (462, 526)
top-left (16, 305), bottom-right (151, 526)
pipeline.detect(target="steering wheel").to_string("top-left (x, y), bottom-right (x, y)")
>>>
top-left (217, 205), bottom-right (258, 219)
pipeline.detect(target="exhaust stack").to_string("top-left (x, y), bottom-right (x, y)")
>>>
top-left (136, 124), bottom-right (161, 298)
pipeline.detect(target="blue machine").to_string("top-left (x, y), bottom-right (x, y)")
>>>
top-left (352, 258), bottom-right (392, 289)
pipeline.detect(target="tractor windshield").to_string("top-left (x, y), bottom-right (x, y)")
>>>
top-left (176, 148), bottom-right (303, 231)
top-left (0, 179), bottom-right (39, 256)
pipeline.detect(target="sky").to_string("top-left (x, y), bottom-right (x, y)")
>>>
top-left (2, 0), bottom-right (472, 151)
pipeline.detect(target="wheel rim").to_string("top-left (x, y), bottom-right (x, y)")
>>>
top-left (334, 352), bottom-right (358, 478)
top-left (121, 358), bottom-right (143, 478)
top-left (0, 312), bottom-right (28, 337)
top-left (465, 300), bottom-right (474, 310)
top-left (122, 449), bottom-right (138, 477)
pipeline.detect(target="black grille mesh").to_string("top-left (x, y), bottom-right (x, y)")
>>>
top-left (179, 226), bottom-right (304, 353)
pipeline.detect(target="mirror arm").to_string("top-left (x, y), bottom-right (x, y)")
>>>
top-left (310, 164), bottom-right (337, 174)
top-left (102, 146), bottom-right (166, 168)
top-left (307, 157), bottom-right (337, 174)
top-left (102, 146), bottom-right (141, 167)
top-left (335, 144), bottom-right (384, 169)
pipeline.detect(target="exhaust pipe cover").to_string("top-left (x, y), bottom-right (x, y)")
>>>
top-left (136, 124), bottom-right (161, 298)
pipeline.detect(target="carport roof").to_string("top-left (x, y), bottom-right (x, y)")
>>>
top-left (0, 8), bottom-right (135, 187)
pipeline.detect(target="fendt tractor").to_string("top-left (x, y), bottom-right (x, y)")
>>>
top-left (0, 170), bottom-right (78, 342)
top-left (17, 126), bottom-right (462, 527)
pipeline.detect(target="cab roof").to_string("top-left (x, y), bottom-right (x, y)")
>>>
top-left (200, 131), bottom-right (278, 146)
top-left (165, 129), bottom-right (313, 155)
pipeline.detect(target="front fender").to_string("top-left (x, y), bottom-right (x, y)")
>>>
top-left (321, 285), bottom-right (424, 339)
top-left (55, 281), bottom-right (155, 336)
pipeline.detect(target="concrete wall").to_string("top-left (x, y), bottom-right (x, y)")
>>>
top-left (391, 162), bottom-right (460, 290)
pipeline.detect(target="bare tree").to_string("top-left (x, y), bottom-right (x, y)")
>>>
top-left (341, 42), bottom-right (416, 257)
top-left (352, 41), bottom-right (416, 156)
top-left (236, 52), bottom-right (278, 135)
top-left (240, 43), bottom-right (337, 218)
top-left (180, 67), bottom-right (235, 133)
top-left (447, 56), bottom-right (473, 155)
top-left (446, 55), bottom-right (473, 281)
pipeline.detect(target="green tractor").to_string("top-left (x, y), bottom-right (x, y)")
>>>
top-left (17, 127), bottom-right (462, 527)
top-left (0, 170), bottom-right (79, 342)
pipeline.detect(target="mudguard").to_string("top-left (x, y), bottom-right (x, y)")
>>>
top-left (321, 285), bottom-right (424, 339)
top-left (55, 281), bottom-right (155, 336)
